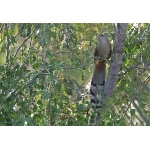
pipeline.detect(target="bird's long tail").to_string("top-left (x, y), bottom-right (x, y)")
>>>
top-left (90, 61), bottom-right (106, 108)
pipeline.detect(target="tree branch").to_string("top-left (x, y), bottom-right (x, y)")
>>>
top-left (104, 23), bottom-right (127, 99)
top-left (6, 69), bottom-right (44, 99)
top-left (0, 23), bottom-right (4, 33)
top-left (119, 60), bottom-right (150, 76)
top-left (137, 75), bottom-right (150, 93)
top-left (13, 26), bottom-right (37, 58)
top-left (5, 23), bottom-right (10, 68)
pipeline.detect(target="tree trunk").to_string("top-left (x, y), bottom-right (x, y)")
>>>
top-left (104, 23), bottom-right (127, 99)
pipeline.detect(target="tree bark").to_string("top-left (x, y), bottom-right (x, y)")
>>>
top-left (104, 23), bottom-right (127, 99)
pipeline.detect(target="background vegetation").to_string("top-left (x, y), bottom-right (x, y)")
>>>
top-left (0, 23), bottom-right (149, 125)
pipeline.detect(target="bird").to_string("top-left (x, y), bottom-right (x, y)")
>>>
top-left (90, 34), bottom-right (112, 108)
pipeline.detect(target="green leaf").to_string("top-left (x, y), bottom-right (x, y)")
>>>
top-left (50, 31), bottom-right (56, 39)
top-left (2, 81), bottom-right (9, 88)
top-left (130, 109), bottom-right (135, 116)
top-left (107, 122), bottom-right (113, 126)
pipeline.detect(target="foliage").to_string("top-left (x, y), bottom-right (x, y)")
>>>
top-left (0, 23), bottom-right (149, 126)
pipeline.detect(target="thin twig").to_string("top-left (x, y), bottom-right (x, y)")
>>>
top-left (119, 60), bottom-right (150, 76)
top-left (14, 32), bottom-right (19, 39)
top-left (0, 23), bottom-right (4, 33)
top-left (14, 25), bottom-right (37, 58)
top-left (122, 75), bottom-right (150, 121)
top-left (137, 75), bottom-right (150, 93)
top-left (6, 69), bottom-right (44, 99)
top-left (5, 23), bottom-right (10, 67)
